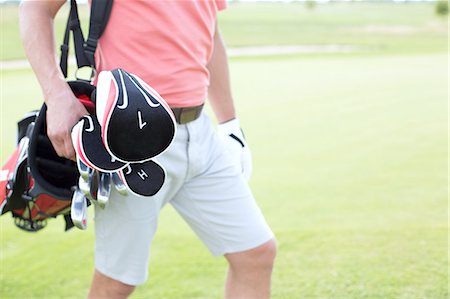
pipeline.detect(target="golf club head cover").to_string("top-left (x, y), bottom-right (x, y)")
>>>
top-left (217, 118), bottom-right (253, 181)
top-left (118, 160), bottom-right (165, 197)
top-left (96, 68), bottom-right (176, 163)
top-left (71, 115), bottom-right (128, 173)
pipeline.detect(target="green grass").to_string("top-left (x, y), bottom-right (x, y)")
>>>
top-left (0, 2), bottom-right (448, 299)
top-left (0, 2), bottom-right (447, 60)
top-left (1, 52), bottom-right (447, 299)
top-left (219, 2), bottom-right (447, 55)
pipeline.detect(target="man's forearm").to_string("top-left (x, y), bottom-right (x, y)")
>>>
top-left (207, 25), bottom-right (236, 124)
top-left (19, 0), bottom-right (89, 159)
top-left (19, 0), bottom-right (69, 102)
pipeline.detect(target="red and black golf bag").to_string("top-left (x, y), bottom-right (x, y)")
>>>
top-left (0, 82), bottom-right (96, 231)
top-left (0, 0), bottom-right (112, 232)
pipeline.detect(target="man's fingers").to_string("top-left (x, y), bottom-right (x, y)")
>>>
top-left (64, 139), bottom-right (76, 161)
top-left (44, 91), bottom-right (89, 160)
top-left (48, 130), bottom-right (76, 160)
top-left (47, 134), bottom-right (65, 157)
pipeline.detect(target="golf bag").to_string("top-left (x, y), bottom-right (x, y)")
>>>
top-left (0, 81), bottom-right (96, 232)
top-left (0, 0), bottom-right (112, 231)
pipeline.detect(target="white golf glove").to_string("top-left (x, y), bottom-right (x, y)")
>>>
top-left (217, 118), bottom-right (252, 181)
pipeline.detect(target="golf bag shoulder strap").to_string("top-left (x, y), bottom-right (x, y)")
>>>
top-left (60, 0), bottom-right (87, 78)
top-left (85, 0), bottom-right (114, 67)
top-left (60, 0), bottom-right (113, 78)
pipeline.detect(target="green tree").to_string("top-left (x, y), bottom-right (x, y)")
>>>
top-left (305, 0), bottom-right (316, 10)
top-left (435, 0), bottom-right (448, 16)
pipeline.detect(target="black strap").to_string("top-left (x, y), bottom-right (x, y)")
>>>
top-left (59, 13), bottom-right (70, 77)
top-left (60, 0), bottom-right (89, 77)
top-left (64, 214), bottom-right (75, 231)
top-left (85, 0), bottom-right (113, 67)
top-left (59, 0), bottom-right (113, 78)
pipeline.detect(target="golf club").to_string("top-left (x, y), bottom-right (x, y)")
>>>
top-left (77, 157), bottom-right (91, 181)
top-left (78, 176), bottom-right (95, 202)
top-left (97, 172), bottom-right (111, 208)
top-left (112, 172), bottom-right (128, 196)
top-left (89, 170), bottom-right (99, 202)
top-left (70, 187), bottom-right (88, 230)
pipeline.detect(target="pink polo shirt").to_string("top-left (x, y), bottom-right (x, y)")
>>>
top-left (94, 0), bottom-right (227, 108)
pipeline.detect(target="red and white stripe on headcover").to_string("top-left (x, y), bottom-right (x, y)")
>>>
top-left (95, 70), bottom-right (117, 138)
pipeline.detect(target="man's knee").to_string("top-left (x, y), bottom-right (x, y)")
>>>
top-left (225, 238), bottom-right (277, 272)
top-left (89, 270), bottom-right (136, 299)
top-left (250, 238), bottom-right (277, 267)
top-left (108, 281), bottom-right (135, 299)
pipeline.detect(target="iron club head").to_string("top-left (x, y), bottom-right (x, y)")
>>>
top-left (111, 172), bottom-right (128, 196)
top-left (88, 170), bottom-right (99, 202)
top-left (78, 176), bottom-right (95, 202)
top-left (97, 172), bottom-right (111, 209)
top-left (70, 187), bottom-right (88, 230)
top-left (77, 157), bottom-right (91, 181)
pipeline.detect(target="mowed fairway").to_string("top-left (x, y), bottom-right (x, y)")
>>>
top-left (0, 2), bottom-right (448, 299)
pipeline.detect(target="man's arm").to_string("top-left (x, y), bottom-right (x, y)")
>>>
top-left (19, 0), bottom-right (88, 160)
top-left (207, 23), bottom-right (236, 124)
top-left (207, 23), bottom-right (253, 180)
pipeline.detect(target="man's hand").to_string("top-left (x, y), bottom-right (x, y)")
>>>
top-left (46, 88), bottom-right (88, 160)
top-left (217, 118), bottom-right (252, 181)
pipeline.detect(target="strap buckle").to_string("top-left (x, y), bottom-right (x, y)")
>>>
top-left (75, 66), bottom-right (97, 82)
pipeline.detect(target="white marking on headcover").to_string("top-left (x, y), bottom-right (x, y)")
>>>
top-left (117, 69), bottom-right (129, 109)
top-left (137, 111), bottom-right (147, 129)
top-left (137, 169), bottom-right (148, 180)
top-left (124, 165), bottom-right (132, 175)
top-left (124, 72), bottom-right (160, 108)
top-left (85, 116), bottom-right (94, 132)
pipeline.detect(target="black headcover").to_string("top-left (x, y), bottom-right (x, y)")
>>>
top-left (96, 68), bottom-right (176, 163)
top-left (71, 114), bottom-right (127, 173)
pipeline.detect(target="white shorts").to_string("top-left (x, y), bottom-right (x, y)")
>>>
top-left (93, 112), bottom-right (274, 285)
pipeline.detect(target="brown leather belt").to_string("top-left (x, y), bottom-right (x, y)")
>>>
top-left (171, 104), bottom-right (204, 124)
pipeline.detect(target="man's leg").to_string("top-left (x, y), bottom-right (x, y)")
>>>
top-left (87, 123), bottom-right (190, 298)
top-left (88, 270), bottom-right (135, 299)
top-left (170, 113), bottom-right (276, 297)
top-left (224, 239), bottom-right (277, 299)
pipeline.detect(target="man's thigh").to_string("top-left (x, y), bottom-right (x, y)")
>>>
top-left (170, 114), bottom-right (274, 256)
